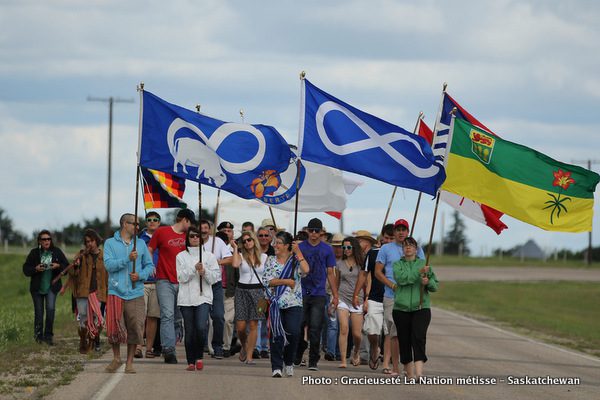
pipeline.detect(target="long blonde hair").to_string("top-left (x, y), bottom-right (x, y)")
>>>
top-left (239, 231), bottom-right (262, 267)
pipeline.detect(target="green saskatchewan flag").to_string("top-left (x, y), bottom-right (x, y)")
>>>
top-left (443, 118), bottom-right (600, 232)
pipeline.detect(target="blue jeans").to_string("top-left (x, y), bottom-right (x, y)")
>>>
top-left (31, 290), bottom-right (57, 341)
top-left (156, 280), bottom-right (179, 354)
top-left (298, 295), bottom-right (326, 365)
top-left (270, 306), bottom-right (303, 371)
top-left (256, 320), bottom-right (269, 351)
top-left (326, 300), bottom-right (339, 356)
top-left (210, 282), bottom-right (225, 352)
top-left (180, 304), bottom-right (211, 365)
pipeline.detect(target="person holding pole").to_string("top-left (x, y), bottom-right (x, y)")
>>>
top-left (375, 219), bottom-right (424, 377)
top-left (148, 208), bottom-right (195, 364)
top-left (103, 213), bottom-right (154, 373)
top-left (176, 225), bottom-right (220, 371)
top-left (392, 237), bottom-right (438, 380)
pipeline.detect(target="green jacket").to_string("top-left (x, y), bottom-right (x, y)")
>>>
top-left (392, 258), bottom-right (438, 312)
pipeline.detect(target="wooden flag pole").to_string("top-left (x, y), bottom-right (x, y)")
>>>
top-left (212, 189), bottom-right (221, 253)
top-left (381, 187), bottom-right (397, 230)
top-left (195, 104), bottom-right (203, 293)
top-left (409, 111), bottom-right (425, 237)
top-left (268, 206), bottom-right (277, 232)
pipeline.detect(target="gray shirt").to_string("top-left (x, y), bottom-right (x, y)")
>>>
top-left (336, 259), bottom-right (362, 306)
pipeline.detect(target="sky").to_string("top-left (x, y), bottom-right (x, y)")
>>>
top-left (1, 0), bottom-right (599, 255)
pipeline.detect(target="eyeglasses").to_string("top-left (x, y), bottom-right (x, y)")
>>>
top-left (189, 234), bottom-right (200, 239)
top-left (40, 237), bottom-right (51, 241)
top-left (146, 218), bottom-right (160, 223)
top-left (342, 245), bottom-right (353, 250)
top-left (258, 234), bottom-right (270, 238)
top-left (307, 228), bottom-right (321, 233)
top-left (243, 238), bottom-right (253, 244)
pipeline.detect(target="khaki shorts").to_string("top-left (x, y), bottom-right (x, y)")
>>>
top-left (362, 299), bottom-right (385, 336)
top-left (383, 297), bottom-right (397, 337)
top-left (144, 283), bottom-right (161, 318)
top-left (123, 296), bottom-right (145, 345)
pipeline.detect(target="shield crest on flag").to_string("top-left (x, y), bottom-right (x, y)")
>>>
top-left (469, 129), bottom-right (495, 164)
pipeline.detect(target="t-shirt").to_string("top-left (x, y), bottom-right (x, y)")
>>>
top-left (39, 250), bottom-right (53, 295)
top-left (376, 242), bottom-right (424, 298)
top-left (139, 230), bottom-right (158, 283)
top-left (336, 259), bottom-right (361, 306)
top-left (299, 240), bottom-right (336, 297)
top-left (238, 253), bottom-right (267, 285)
top-left (363, 247), bottom-right (384, 303)
top-left (148, 226), bottom-right (186, 284)
top-left (202, 236), bottom-right (233, 284)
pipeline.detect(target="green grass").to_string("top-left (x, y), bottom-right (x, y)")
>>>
top-left (435, 281), bottom-right (600, 357)
top-left (428, 254), bottom-right (597, 268)
top-left (0, 253), bottom-right (100, 399)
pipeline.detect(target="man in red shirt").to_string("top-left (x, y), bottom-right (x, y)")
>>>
top-left (148, 209), bottom-right (195, 364)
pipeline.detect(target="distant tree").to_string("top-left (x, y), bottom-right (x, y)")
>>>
top-left (444, 211), bottom-right (470, 256)
top-left (0, 207), bottom-right (27, 245)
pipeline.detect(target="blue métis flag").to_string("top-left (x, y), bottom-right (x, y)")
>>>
top-left (140, 91), bottom-right (293, 199)
top-left (299, 79), bottom-right (446, 196)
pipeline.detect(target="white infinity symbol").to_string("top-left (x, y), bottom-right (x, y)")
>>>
top-left (315, 101), bottom-right (441, 178)
top-left (167, 118), bottom-right (266, 174)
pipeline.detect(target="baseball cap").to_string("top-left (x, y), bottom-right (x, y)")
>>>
top-left (307, 218), bottom-right (323, 230)
top-left (177, 209), bottom-right (197, 224)
top-left (217, 221), bottom-right (234, 230)
top-left (393, 219), bottom-right (410, 230)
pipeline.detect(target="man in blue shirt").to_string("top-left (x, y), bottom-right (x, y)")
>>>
top-left (375, 219), bottom-right (424, 377)
top-left (296, 218), bottom-right (338, 371)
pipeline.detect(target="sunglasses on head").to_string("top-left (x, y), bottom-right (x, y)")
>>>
top-left (243, 238), bottom-right (253, 244)
top-left (307, 228), bottom-right (321, 233)
top-left (146, 217), bottom-right (160, 223)
top-left (342, 245), bottom-right (353, 250)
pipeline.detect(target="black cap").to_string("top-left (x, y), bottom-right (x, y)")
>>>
top-left (217, 221), bottom-right (234, 230)
top-left (177, 209), bottom-right (196, 224)
top-left (307, 218), bottom-right (323, 230)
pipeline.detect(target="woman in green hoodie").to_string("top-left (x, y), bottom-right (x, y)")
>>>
top-left (391, 237), bottom-right (438, 379)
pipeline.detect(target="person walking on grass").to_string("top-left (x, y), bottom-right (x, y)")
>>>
top-left (103, 213), bottom-right (154, 374)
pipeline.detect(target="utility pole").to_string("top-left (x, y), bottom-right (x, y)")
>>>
top-left (571, 159), bottom-right (600, 265)
top-left (87, 96), bottom-right (134, 238)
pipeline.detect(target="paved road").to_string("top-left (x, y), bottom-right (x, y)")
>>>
top-left (435, 266), bottom-right (600, 282)
top-left (48, 307), bottom-right (599, 400)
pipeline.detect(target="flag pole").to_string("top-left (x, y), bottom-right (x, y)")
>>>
top-left (268, 206), bottom-right (277, 232)
top-left (195, 104), bottom-right (203, 293)
top-left (212, 189), bottom-right (221, 253)
top-left (381, 187), bottom-right (397, 230)
top-left (293, 71), bottom-right (306, 237)
top-left (409, 111), bottom-right (425, 236)
top-left (132, 82), bottom-right (145, 288)
top-left (421, 107), bottom-right (455, 308)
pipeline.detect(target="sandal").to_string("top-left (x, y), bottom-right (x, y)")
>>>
top-left (134, 348), bottom-right (143, 358)
top-left (239, 348), bottom-right (247, 363)
top-left (369, 349), bottom-right (380, 370)
top-left (145, 350), bottom-right (155, 359)
top-left (351, 353), bottom-right (360, 367)
top-left (382, 368), bottom-right (392, 375)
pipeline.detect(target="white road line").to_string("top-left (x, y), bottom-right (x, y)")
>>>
top-left (435, 307), bottom-right (600, 364)
top-left (90, 366), bottom-right (125, 400)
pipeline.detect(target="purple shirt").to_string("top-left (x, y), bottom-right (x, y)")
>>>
top-left (299, 240), bottom-right (336, 297)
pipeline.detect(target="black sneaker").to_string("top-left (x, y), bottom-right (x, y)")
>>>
top-left (214, 349), bottom-right (224, 360)
top-left (164, 353), bottom-right (178, 364)
top-left (223, 350), bottom-right (231, 358)
top-left (252, 349), bottom-right (260, 359)
top-left (308, 363), bottom-right (319, 371)
top-left (324, 352), bottom-right (335, 361)
top-left (260, 350), bottom-right (269, 359)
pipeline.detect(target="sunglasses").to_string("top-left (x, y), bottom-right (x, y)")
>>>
top-left (189, 233), bottom-right (200, 239)
top-left (307, 228), bottom-right (321, 233)
top-left (125, 221), bottom-right (139, 226)
top-left (146, 218), bottom-right (160, 223)
top-left (243, 238), bottom-right (254, 244)
top-left (342, 245), bottom-right (353, 250)
top-left (258, 234), bottom-right (270, 238)
top-left (40, 237), bottom-right (52, 241)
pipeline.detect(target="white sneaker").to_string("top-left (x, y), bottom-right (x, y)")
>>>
top-left (285, 365), bottom-right (294, 377)
top-left (272, 369), bottom-right (282, 378)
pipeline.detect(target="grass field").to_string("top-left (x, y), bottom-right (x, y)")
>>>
top-left (0, 253), bottom-right (101, 399)
top-left (434, 281), bottom-right (600, 357)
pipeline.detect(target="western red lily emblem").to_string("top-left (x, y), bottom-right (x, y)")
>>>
top-left (543, 169), bottom-right (575, 224)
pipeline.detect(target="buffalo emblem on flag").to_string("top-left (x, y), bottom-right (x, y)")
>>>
top-left (469, 129), bottom-right (495, 164)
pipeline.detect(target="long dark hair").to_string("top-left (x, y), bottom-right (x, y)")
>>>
top-left (341, 236), bottom-right (364, 266)
top-left (185, 226), bottom-right (201, 252)
top-left (83, 229), bottom-right (103, 246)
top-left (37, 229), bottom-right (55, 250)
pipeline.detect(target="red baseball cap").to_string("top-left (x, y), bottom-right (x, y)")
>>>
top-left (393, 219), bottom-right (410, 230)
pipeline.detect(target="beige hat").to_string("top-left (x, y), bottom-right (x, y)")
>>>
top-left (261, 218), bottom-right (275, 228)
top-left (355, 230), bottom-right (377, 244)
top-left (331, 233), bottom-right (344, 246)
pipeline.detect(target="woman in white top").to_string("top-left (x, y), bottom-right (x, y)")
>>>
top-left (176, 226), bottom-right (220, 371)
top-left (231, 230), bottom-right (267, 365)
